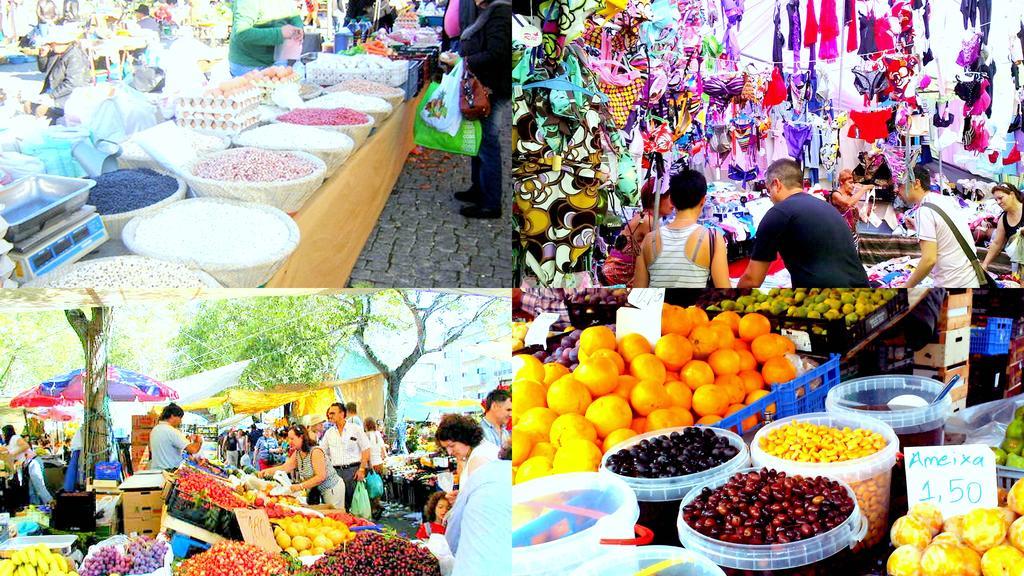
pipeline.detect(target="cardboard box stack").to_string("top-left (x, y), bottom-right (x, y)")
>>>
top-left (119, 471), bottom-right (166, 537)
top-left (131, 414), bottom-right (157, 471)
top-left (913, 290), bottom-right (972, 411)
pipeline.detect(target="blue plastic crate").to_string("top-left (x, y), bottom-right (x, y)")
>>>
top-left (715, 354), bottom-right (841, 436)
top-left (970, 317), bottom-right (1013, 356)
top-left (94, 461), bottom-right (121, 481)
top-left (170, 533), bottom-right (211, 558)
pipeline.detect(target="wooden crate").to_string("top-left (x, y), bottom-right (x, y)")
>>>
top-left (914, 327), bottom-right (972, 368)
top-left (939, 290), bottom-right (973, 331)
top-left (914, 362), bottom-right (969, 409)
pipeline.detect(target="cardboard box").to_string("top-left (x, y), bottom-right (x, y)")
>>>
top-left (132, 429), bottom-right (152, 446)
top-left (938, 291), bottom-right (973, 331)
top-left (914, 327), bottom-right (971, 368)
top-left (913, 362), bottom-right (969, 392)
top-left (123, 515), bottom-right (162, 536)
top-left (132, 415), bottom-right (159, 429)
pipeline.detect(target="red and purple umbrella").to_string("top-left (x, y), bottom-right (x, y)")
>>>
top-left (10, 366), bottom-right (178, 408)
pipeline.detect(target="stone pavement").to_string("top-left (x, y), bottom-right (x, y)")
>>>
top-left (347, 112), bottom-right (512, 288)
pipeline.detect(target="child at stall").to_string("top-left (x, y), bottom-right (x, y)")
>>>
top-left (416, 491), bottom-right (450, 539)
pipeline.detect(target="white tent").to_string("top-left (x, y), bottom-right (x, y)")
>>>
top-left (165, 360), bottom-right (251, 406)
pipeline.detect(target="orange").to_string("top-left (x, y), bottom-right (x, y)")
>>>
top-left (574, 357), bottom-right (620, 396)
top-left (714, 374), bottom-right (746, 404)
top-left (711, 311), bottom-right (742, 336)
top-left (738, 313), bottom-right (772, 342)
top-left (690, 325), bottom-right (720, 359)
top-left (738, 369), bottom-right (765, 394)
top-left (603, 428), bottom-right (638, 453)
top-left (579, 325), bottom-right (617, 356)
top-left (630, 380), bottom-right (672, 416)
top-left (708, 349), bottom-right (741, 376)
top-left (654, 333), bottom-right (694, 371)
top-left (692, 384), bottom-right (730, 417)
top-left (666, 371), bottom-right (680, 382)
top-left (584, 395), bottom-right (633, 438)
top-left (516, 407), bottom-right (559, 439)
top-left (630, 353), bottom-right (667, 384)
top-left (745, 389), bottom-right (776, 414)
top-left (552, 438), bottom-right (603, 474)
top-left (732, 339), bottom-right (750, 352)
top-left (612, 375), bottom-right (638, 399)
top-left (549, 413), bottom-right (598, 448)
top-left (591, 349), bottom-right (626, 375)
top-left (543, 363), bottom-right (571, 386)
top-left (515, 456), bottom-right (553, 484)
top-left (530, 441), bottom-right (556, 460)
top-left (781, 335), bottom-right (797, 354)
top-left (646, 407), bottom-right (694, 432)
top-left (680, 360), bottom-right (715, 391)
top-left (725, 404), bottom-right (758, 432)
top-left (661, 305), bottom-right (693, 337)
top-left (514, 354), bottom-right (546, 382)
top-left (512, 379), bottom-right (548, 421)
top-left (546, 375), bottom-right (592, 415)
top-left (709, 323), bottom-right (735, 350)
top-left (664, 381), bottom-right (693, 411)
top-left (762, 356), bottom-right (797, 385)
top-left (751, 333), bottom-right (790, 363)
top-left (631, 417), bottom-right (647, 434)
top-left (685, 306), bottom-right (710, 327)
top-left (618, 333), bottom-right (653, 364)
top-left (512, 431), bottom-right (539, 466)
top-left (696, 415), bottom-right (722, 425)
top-left (736, 349), bottom-right (757, 372)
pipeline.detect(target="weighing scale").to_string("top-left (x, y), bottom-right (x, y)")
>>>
top-left (7, 207), bottom-right (107, 282)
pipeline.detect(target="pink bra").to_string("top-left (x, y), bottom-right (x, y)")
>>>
top-left (591, 31), bottom-right (642, 86)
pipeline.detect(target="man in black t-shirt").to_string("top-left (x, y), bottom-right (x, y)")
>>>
top-left (738, 159), bottom-right (869, 288)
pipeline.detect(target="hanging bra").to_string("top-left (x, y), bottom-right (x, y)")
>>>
top-left (852, 69), bottom-right (890, 103)
top-left (728, 164), bottom-right (759, 188)
top-left (705, 73), bottom-right (746, 109)
top-left (731, 116), bottom-right (756, 153)
top-left (933, 104), bottom-right (954, 128)
top-left (954, 76), bottom-right (984, 106)
top-left (709, 123), bottom-right (733, 157)
top-left (591, 31), bottom-right (642, 87)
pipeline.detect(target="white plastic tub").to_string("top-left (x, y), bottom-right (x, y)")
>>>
top-left (513, 472), bottom-right (639, 576)
top-left (825, 375), bottom-right (951, 449)
top-left (599, 427), bottom-right (749, 546)
top-left (570, 545), bottom-right (726, 576)
top-left (676, 468), bottom-right (867, 571)
top-left (750, 412), bottom-right (898, 550)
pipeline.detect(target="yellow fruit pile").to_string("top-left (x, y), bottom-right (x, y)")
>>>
top-left (758, 422), bottom-right (888, 463)
top-left (271, 515), bottom-right (355, 557)
top-left (888, 488), bottom-right (1024, 576)
top-left (512, 322), bottom-right (529, 352)
top-left (0, 545), bottom-right (77, 576)
top-left (512, 305), bottom-right (801, 485)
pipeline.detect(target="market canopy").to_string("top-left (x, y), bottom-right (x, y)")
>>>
top-left (10, 366), bottom-right (178, 408)
top-left (165, 360), bottom-right (250, 406)
top-left (180, 373), bottom-right (385, 419)
top-left (421, 399), bottom-right (483, 411)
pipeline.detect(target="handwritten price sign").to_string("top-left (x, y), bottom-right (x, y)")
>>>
top-left (905, 445), bottom-right (997, 518)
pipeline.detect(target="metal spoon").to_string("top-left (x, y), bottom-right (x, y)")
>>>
top-left (887, 375), bottom-right (961, 410)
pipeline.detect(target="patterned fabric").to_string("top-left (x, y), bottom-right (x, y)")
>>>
top-left (601, 76), bottom-right (645, 127)
top-left (297, 447), bottom-right (341, 492)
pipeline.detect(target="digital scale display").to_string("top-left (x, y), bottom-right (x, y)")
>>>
top-left (10, 213), bottom-right (108, 281)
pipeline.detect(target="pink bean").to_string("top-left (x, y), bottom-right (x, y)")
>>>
top-left (277, 107), bottom-right (370, 126)
top-left (193, 148), bottom-right (317, 182)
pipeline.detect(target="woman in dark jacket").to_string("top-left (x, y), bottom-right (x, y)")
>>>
top-left (33, 28), bottom-right (90, 118)
top-left (445, 0), bottom-right (510, 219)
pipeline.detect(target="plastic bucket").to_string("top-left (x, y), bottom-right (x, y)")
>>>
top-left (676, 467), bottom-right (867, 571)
top-left (825, 375), bottom-right (951, 450)
top-left (569, 545), bottom-right (726, 576)
top-left (599, 427), bottom-right (749, 546)
top-left (749, 413), bottom-right (898, 550)
top-left (513, 472), bottom-right (640, 576)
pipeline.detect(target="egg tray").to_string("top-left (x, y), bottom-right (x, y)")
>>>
top-left (178, 106), bottom-right (261, 123)
top-left (176, 88), bottom-right (263, 112)
top-left (175, 113), bottom-right (260, 135)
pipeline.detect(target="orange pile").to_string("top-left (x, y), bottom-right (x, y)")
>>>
top-left (512, 305), bottom-right (800, 484)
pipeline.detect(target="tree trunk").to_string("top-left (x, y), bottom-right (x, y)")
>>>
top-left (66, 307), bottom-right (112, 487)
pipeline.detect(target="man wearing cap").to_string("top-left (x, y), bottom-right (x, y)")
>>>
top-left (33, 26), bottom-right (89, 116)
top-left (134, 5), bottom-right (160, 32)
top-left (323, 403), bottom-right (370, 510)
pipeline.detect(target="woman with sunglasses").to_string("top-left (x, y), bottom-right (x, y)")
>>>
top-left (257, 425), bottom-right (346, 510)
top-left (981, 183), bottom-right (1024, 272)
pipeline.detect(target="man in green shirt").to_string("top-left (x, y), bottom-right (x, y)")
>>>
top-left (228, 0), bottom-right (304, 76)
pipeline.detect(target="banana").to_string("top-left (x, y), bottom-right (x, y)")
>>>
top-left (56, 557), bottom-right (68, 573)
top-left (0, 560), bottom-right (13, 576)
top-left (33, 558), bottom-right (46, 575)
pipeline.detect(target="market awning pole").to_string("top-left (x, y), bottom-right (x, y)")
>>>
top-left (834, 0), bottom-right (847, 189)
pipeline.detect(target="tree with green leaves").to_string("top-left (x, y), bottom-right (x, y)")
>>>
top-left (65, 307), bottom-right (112, 485)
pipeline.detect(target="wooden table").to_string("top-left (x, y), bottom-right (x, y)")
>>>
top-left (266, 94), bottom-right (420, 287)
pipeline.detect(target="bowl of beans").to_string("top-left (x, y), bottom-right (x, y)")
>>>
top-left (274, 107), bottom-right (376, 147)
top-left (328, 79), bottom-right (405, 109)
top-left (87, 169), bottom-right (187, 240)
top-left (231, 124), bottom-right (355, 178)
top-left (599, 427), bottom-right (749, 547)
top-left (749, 413), bottom-right (898, 551)
top-left (185, 147), bottom-right (327, 214)
top-left (676, 467), bottom-right (867, 571)
top-left (303, 93), bottom-right (394, 125)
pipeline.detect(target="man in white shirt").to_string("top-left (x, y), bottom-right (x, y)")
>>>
top-left (149, 404), bottom-right (202, 471)
top-left (323, 403), bottom-right (370, 509)
top-left (902, 165), bottom-right (982, 288)
top-left (480, 388), bottom-right (510, 448)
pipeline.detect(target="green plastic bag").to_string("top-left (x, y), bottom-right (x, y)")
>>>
top-left (350, 481), bottom-right (372, 519)
top-left (414, 82), bottom-right (482, 156)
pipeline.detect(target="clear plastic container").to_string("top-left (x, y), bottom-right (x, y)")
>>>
top-left (570, 545), bottom-right (726, 576)
top-left (512, 472), bottom-right (639, 576)
top-left (825, 375), bottom-right (951, 450)
top-left (749, 412), bottom-right (898, 550)
top-left (0, 535), bottom-right (78, 558)
top-left (599, 427), bottom-right (750, 546)
top-left (675, 467), bottom-right (868, 572)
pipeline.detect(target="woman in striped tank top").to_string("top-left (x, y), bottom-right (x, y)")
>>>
top-left (633, 169), bottom-right (731, 288)
top-left (257, 425), bottom-right (347, 510)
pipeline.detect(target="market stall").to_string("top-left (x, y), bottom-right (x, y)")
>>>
top-left (512, 0), bottom-right (1024, 288)
top-left (512, 287), bottom-right (1024, 575)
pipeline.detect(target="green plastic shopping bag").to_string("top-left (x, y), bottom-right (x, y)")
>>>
top-left (350, 481), bottom-right (373, 519)
top-left (414, 82), bottom-right (482, 156)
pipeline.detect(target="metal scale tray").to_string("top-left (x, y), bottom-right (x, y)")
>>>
top-left (0, 175), bottom-right (95, 243)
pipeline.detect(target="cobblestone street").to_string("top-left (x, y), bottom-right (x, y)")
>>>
top-left (347, 112), bottom-right (511, 287)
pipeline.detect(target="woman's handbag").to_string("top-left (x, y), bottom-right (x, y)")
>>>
top-left (460, 71), bottom-right (492, 120)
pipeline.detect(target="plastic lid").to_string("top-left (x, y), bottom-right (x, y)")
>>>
top-left (599, 427), bottom-right (750, 502)
top-left (512, 472), bottom-right (640, 576)
top-left (749, 412), bottom-right (899, 484)
top-left (569, 546), bottom-right (726, 576)
top-left (676, 468), bottom-right (868, 571)
top-left (825, 375), bottom-right (952, 433)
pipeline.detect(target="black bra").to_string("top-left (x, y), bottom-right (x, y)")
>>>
top-left (954, 77), bottom-right (983, 106)
top-left (852, 69), bottom-right (889, 101)
top-left (933, 104), bottom-right (954, 128)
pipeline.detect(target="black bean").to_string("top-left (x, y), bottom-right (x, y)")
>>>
top-left (88, 169), bottom-right (179, 215)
